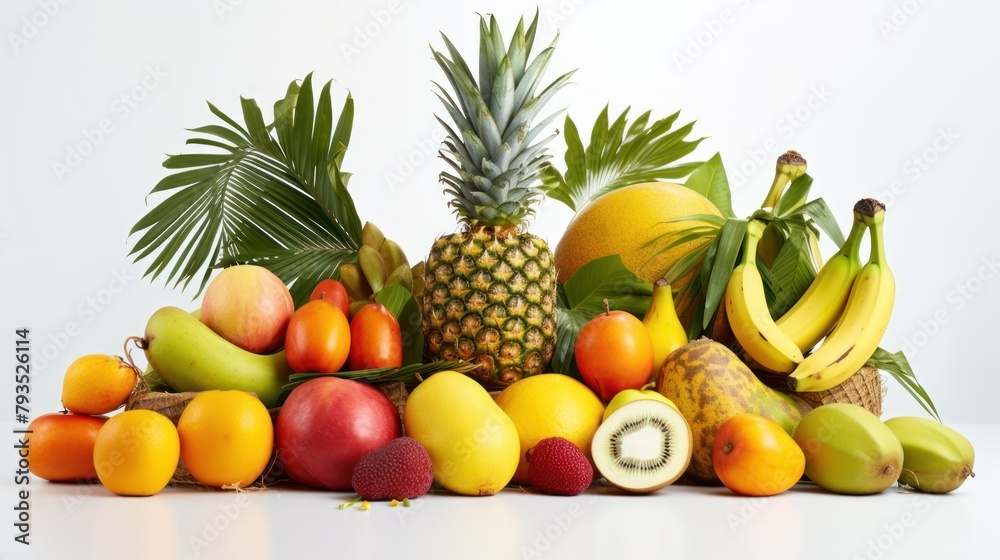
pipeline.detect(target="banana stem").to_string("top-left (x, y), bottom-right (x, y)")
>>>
top-left (855, 198), bottom-right (887, 264)
top-left (742, 220), bottom-right (766, 265)
top-left (761, 151), bottom-right (808, 209)
top-left (839, 216), bottom-right (867, 259)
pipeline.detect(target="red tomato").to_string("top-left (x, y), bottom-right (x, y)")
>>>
top-left (285, 300), bottom-right (351, 373)
top-left (347, 303), bottom-right (403, 370)
top-left (309, 279), bottom-right (351, 318)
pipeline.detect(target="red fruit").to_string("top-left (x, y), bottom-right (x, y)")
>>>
top-left (527, 437), bottom-right (593, 496)
top-left (285, 300), bottom-right (350, 373)
top-left (275, 377), bottom-right (400, 490)
top-left (309, 279), bottom-right (351, 318)
top-left (200, 264), bottom-right (294, 354)
top-left (351, 437), bottom-right (433, 501)
top-left (347, 303), bottom-right (403, 370)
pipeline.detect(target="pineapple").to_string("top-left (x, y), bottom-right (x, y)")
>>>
top-left (424, 13), bottom-right (573, 387)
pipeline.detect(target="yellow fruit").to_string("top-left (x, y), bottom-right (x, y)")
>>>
top-left (494, 374), bottom-right (605, 485)
top-left (62, 354), bottom-right (138, 415)
top-left (93, 410), bottom-right (179, 496)
top-left (555, 183), bottom-right (722, 295)
top-left (643, 280), bottom-right (689, 373)
top-left (177, 390), bottom-right (274, 488)
top-left (404, 371), bottom-right (519, 496)
top-left (603, 388), bottom-right (678, 422)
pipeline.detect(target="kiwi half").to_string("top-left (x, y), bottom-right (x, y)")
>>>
top-left (591, 399), bottom-right (693, 493)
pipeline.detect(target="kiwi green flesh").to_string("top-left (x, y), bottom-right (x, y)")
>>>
top-left (592, 399), bottom-right (693, 493)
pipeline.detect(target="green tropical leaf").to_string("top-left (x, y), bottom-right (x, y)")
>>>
top-left (684, 153), bottom-right (735, 218)
top-left (774, 174), bottom-right (813, 217)
top-left (866, 347), bottom-right (940, 422)
top-left (700, 218), bottom-right (747, 330)
top-left (376, 284), bottom-right (425, 367)
top-left (539, 105), bottom-right (705, 212)
top-left (128, 73), bottom-right (362, 305)
top-left (552, 255), bottom-right (654, 377)
top-left (788, 196), bottom-right (845, 247)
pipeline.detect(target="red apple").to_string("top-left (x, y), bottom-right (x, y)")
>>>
top-left (309, 279), bottom-right (351, 319)
top-left (275, 377), bottom-right (400, 489)
top-left (200, 265), bottom-right (294, 354)
top-left (347, 303), bottom-right (403, 370)
top-left (285, 300), bottom-right (350, 373)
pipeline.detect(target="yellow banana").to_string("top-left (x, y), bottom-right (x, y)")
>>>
top-left (776, 216), bottom-right (866, 353)
top-left (642, 279), bottom-right (688, 375)
top-left (788, 199), bottom-right (894, 392)
top-left (726, 219), bottom-right (804, 373)
top-left (142, 306), bottom-right (292, 407)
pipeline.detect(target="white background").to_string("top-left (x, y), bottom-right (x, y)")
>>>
top-left (1, 0), bottom-right (999, 558)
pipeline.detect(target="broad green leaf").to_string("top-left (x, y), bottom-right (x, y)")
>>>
top-left (552, 255), bottom-right (654, 377)
top-left (684, 153), bottom-right (735, 218)
top-left (867, 347), bottom-right (940, 421)
top-left (775, 174), bottom-right (813, 217)
top-left (701, 218), bottom-right (747, 329)
top-left (376, 285), bottom-right (425, 367)
top-left (765, 218), bottom-right (817, 317)
top-left (790, 197), bottom-right (846, 247)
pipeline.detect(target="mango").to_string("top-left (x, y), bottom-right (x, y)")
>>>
top-left (655, 338), bottom-right (810, 483)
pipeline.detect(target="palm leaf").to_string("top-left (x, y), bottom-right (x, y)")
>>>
top-left (539, 105), bottom-right (705, 212)
top-left (128, 73), bottom-right (362, 305)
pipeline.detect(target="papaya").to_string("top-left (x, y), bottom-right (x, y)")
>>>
top-left (655, 338), bottom-right (811, 483)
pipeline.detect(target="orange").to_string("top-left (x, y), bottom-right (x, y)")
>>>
top-left (28, 412), bottom-right (108, 482)
top-left (61, 354), bottom-right (138, 415)
top-left (93, 410), bottom-right (179, 496)
top-left (177, 390), bottom-right (273, 488)
top-left (713, 414), bottom-right (805, 496)
top-left (494, 374), bottom-right (605, 485)
top-left (284, 300), bottom-right (351, 373)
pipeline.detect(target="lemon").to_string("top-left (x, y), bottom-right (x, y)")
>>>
top-left (494, 374), bottom-right (605, 485)
top-left (555, 182), bottom-right (722, 289)
top-left (404, 371), bottom-right (519, 496)
top-left (93, 410), bottom-right (179, 496)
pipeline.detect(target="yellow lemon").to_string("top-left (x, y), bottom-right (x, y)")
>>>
top-left (404, 371), bottom-right (519, 496)
top-left (494, 374), bottom-right (605, 485)
top-left (177, 390), bottom-right (274, 488)
top-left (93, 410), bottom-right (179, 496)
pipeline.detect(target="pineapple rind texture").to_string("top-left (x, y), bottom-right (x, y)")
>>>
top-left (423, 228), bottom-right (556, 386)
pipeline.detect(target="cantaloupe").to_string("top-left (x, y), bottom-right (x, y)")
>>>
top-left (554, 183), bottom-right (723, 294)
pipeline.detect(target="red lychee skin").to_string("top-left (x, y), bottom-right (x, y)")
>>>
top-left (351, 437), bottom-right (433, 500)
top-left (527, 437), bottom-right (593, 496)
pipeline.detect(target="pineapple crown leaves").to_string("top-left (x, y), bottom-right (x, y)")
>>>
top-left (539, 105), bottom-right (707, 213)
top-left (127, 73), bottom-right (363, 305)
top-left (431, 11), bottom-right (576, 229)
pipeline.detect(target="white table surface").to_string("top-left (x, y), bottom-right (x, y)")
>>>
top-left (3, 423), bottom-right (996, 560)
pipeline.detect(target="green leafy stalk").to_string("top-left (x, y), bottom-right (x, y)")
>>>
top-left (539, 105), bottom-right (705, 213)
top-left (866, 347), bottom-right (941, 421)
top-left (128, 73), bottom-right (362, 305)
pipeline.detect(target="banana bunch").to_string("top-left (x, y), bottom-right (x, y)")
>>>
top-left (728, 198), bottom-right (895, 390)
top-left (786, 199), bottom-right (894, 392)
top-left (339, 222), bottom-right (424, 316)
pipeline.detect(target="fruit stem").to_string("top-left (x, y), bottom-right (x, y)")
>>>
top-left (761, 151), bottom-right (808, 209)
top-left (603, 298), bottom-right (611, 315)
top-left (838, 216), bottom-right (867, 260)
top-left (742, 220), bottom-right (766, 265)
top-left (857, 199), bottom-right (887, 266)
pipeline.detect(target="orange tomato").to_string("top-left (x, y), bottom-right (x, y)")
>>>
top-left (574, 306), bottom-right (654, 402)
top-left (309, 279), bottom-right (351, 319)
top-left (347, 303), bottom-right (402, 370)
top-left (285, 300), bottom-right (351, 373)
top-left (27, 412), bottom-right (108, 482)
top-left (713, 414), bottom-right (805, 496)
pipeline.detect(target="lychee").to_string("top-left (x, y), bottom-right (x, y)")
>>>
top-left (527, 437), bottom-right (593, 496)
top-left (351, 437), bottom-right (433, 500)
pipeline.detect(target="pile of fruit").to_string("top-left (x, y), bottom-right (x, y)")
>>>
top-left (28, 11), bottom-right (976, 506)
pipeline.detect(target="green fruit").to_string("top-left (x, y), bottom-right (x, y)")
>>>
top-left (143, 306), bottom-right (292, 407)
top-left (603, 388), bottom-right (678, 422)
top-left (885, 416), bottom-right (975, 493)
top-left (403, 371), bottom-right (519, 496)
top-left (655, 338), bottom-right (811, 483)
top-left (793, 403), bottom-right (903, 495)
